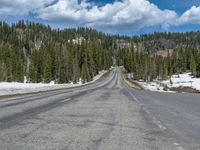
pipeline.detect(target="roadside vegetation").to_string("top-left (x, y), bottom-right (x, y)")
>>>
top-left (120, 46), bottom-right (200, 81)
top-left (0, 21), bottom-right (112, 84)
top-left (1, 20), bottom-right (200, 90)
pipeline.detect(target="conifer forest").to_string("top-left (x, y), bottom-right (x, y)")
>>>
top-left (1, 20), bottom-right (200, 83)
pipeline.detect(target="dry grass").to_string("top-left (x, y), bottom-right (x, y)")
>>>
top-left (120, 68), bottom-right (143, 90)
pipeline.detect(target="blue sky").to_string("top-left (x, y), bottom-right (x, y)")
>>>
top-left (0, 0), bottom-right (200, 35)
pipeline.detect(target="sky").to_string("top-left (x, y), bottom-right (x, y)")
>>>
top-left (0, 0), bottom-right (200, 35)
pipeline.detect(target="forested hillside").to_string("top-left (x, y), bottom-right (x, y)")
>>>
top-left (0, 21), bottom-right (113, 83)
top-left (1, 20), bottom-right (200, 83)
top-left (121, 46), bottom-right (200, 81)
top-left (118, 32), bottom-right (200, 81)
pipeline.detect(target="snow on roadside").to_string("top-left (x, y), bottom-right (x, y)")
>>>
top-left (0, 70), bottom-right (108, 96)
top-left (137, 72), bottom-right (200, 92)
top-left (163, 72), bottom-right (200, 91)
top-left (90, 70), bottom-right (107, 83)
top-left (138, 81), bottom-right (166, 92)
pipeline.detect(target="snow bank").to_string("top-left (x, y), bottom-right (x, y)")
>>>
top-left (163, 72), bottom-right (200, 91)
top-left (138, 81), bottom-right (165, 92)
top-left (137, 72), bottom-right (200, 92)
top-left (0, 70), bottom-right (107, 96)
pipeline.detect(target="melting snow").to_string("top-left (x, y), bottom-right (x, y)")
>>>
top-left (137, 72), bottom-right (200, 92)
top-left (0, 70), bottom-right (107, 96)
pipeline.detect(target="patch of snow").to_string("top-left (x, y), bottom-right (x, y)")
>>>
top-left (70, 37), bottom-right (86, 44)
top-left (91, 70), bottom-right (107, 83)
top-left (137, 72), bottom-right (200, 92)
top-left (163, 72), bottom-right (200, 91)
top-left (127, 73), bottom-right (133, 79)
top-left (0, 70), bottom-right (107, 96)
top-left (138, 81), bottom-right (166, 92)
top-left (24, 76), bottom-right (27, 83)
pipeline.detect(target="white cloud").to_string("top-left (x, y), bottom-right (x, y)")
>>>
top-left (0, 0), bottom-right (54, 16)
top-left (36, 0), bottom-right (177, 31)
top-left (1, 0), bottom-right (200, 32)
top-left (178, 6), bottom-right (200, 25)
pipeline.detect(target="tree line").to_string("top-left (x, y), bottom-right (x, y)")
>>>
top-left (0, 20), bottom-right (112, 83)
top-left (1, 20), bottom-right (200, 83)
top-left (121, 45), bottom-right (200, 81)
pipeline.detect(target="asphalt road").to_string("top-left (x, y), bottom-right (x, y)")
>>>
top-left (0, 68), bottom-right (199, 150)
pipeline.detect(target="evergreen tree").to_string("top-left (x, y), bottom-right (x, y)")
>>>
top-left (190, 54), bottom-right (197, 77)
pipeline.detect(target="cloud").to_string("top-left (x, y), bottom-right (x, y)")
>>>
top-left (36, 0), bottom-right (177, 31)
top-left (0, 0), bottom-right (54, 16)
top-left (178, 6), bottom-right (200, 25)
top-left (1, 0), bottom-right (200, 32)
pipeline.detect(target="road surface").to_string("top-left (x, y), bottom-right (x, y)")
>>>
top-left (0, 68), bottom-right (200, 150)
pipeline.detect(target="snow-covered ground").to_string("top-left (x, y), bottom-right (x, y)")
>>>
top-left (137, 72), bottom-right (200, 92)
top-left (138, 81), bottom-right (166, 92)
top-left (164, 72), bottom-right (200, 90)
top-left (0, 70), bottom-right (107, 96)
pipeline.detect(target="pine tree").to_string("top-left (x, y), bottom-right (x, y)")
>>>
top-left (43, 53), bottom-right (52, 83)
top-left (190, 54), bottom-right (197, 77)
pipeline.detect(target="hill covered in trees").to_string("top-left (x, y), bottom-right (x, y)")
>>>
top-left (118, 32), bottom-right (200, 81)
top-left (0, 20), bottom-right (113, 83)
top-left (0, 20), bottom-right (200, 83)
